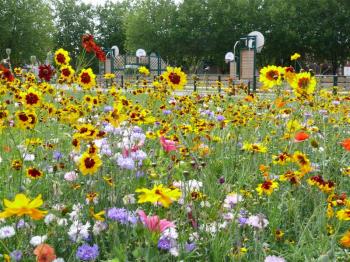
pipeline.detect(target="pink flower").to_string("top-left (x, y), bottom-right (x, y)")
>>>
top-left (138, 210), bottom-right (174, 232)
top-left (160, 136), bottom-right (177, 153)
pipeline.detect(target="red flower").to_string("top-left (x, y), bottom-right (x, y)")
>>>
top-left (341, 138), bottom-right (350, 151)
top-left (82, 34), bottom-right (96, 52)
top-left (0, 65), bottom-right (14, 82)
top-left (82, 34), bottom-right (106, 62)
top-left (294, 131), bottom-right (309, 142)
top-left (39, 64), bottom-right (54, 82)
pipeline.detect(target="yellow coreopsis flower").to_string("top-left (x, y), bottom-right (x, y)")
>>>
top-left (290, 53), bottom-right (301, 61)
top-left (60, 65), bottom-right (75, 81)
top-left (242, 142), bottom-right (267, 153)
top-left (135, 184), bottom-right (182, 208)
top-left (286, 119), bottom-right (302, 133)
top-left (291, 72), bottom-right (316, 98)
top-left (259, 65), bottom-right (285, 88)
top-left (162, 67), bottom-right (187, 90)
top-left (77, 68), bottom-right (96, 90)
top-left (138, 66), bottom-right (150, 76)
top-left (336, 209), bottom-right (350, 221)
top-left (21, 87), bottom-right (42, 108)
top-left (0, 194), bottom-right (47, 220)
top-left (256, 179), bottom-right (279, 196)
top-left (78, 152), bottom-right (102, 175)
top-left (54, 48), bottom-right (71, 65)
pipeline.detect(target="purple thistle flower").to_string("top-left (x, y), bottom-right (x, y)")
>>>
top-left (76, 243), bottom-right (99, 261)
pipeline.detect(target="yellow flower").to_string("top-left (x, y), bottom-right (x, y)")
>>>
top-left (242, 142), bottom-right (267, 153)
top-left (77, 68), bottom-right (96, 90)
top-left (286, 119), bottom-right (302, 133)
top-left (340, 230), bottom-right (350, 248)
top-left (26, 167), bottom-right (44, 179)
top-left (135, 184), bottom-right (182, 208)
top-left (138, 66), bottom-right (150, 76)
top-left (0, 194), bottom-right (47, 220)
top-left (21, 87), bottom-right (42, 108)
top-left (54, 48), bottom-right (70, 65)
top-left (78, 152), bottom-right (102, 175)
top-left (104, 73), bottom-right (115, 79)
top-left (291, 72), bottom-right (316, 98)
top-left (162, 66), bottom-right (187, 90)
top-left (290, 53), bottom-right (301, 61)
top-left (259, 65), bottom-right (285, 88)
top-left (336, 209), bottom-right (350, 221)
top-left (256, 179), bottom-right (279, 195)
top-left (15, 110), bottom-right (38, 129)
top-left (60, 65), bottom-right (75, 81)
top-left (90, 208), bottom-right (105, 221)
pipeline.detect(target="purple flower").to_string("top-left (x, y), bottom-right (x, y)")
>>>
top-left (107, 208), bottom-right (129, 224)
top-left (185, 242), bottom-right (196, 252)
top-left (107, 208), bottom-right (137, 225)
top-left (163, 110), bottom-right (172, 115)
top-left (238, 217), bottom-right (248, 225)
top-left (117, 155), bottom-right (135, 170)
top-left (53, 151), bottom-right (63, 161)
top-left (76, 243), bottom-right (99, 261)
top-left (10, 250), bottom-right (22, 261)
top-left (217, 115), bottom-right (225, 121)
top-left (218, 177), bottom-right (225, 184)
top-left (158, 238), bottom-right (171, 250)
top-left (104, 106), bottom-right (113, 112)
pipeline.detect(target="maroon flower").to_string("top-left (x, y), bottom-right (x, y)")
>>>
top-left (39, 64), bottom-right (54, 82)
top-left (0, 65), bottom-right (14, 82)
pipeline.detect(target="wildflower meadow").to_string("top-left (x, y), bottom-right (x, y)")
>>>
top-left (0, 34), bottom-right (350, 262)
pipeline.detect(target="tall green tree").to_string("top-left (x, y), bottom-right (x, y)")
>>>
top-left (53, 0), bottom-right (95, 65)
top-left (95, 1), bottom-right (130, 53)
top-left (0, 0), bottom-right (54, 65)
top-left (124, 0), bottom-right (178, 62)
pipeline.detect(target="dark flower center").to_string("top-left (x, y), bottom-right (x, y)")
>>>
top-left (84, 157), bottom-right (95, 168)
top-left (168, 72), bottom-right (181, 85)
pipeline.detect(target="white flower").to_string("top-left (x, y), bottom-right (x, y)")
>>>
top-left (169, 247), bottom-right (179, 257)
top-left (223, 193), bottom-right (243, 209)
top-left (92, 221), bottom-right (107, 235)
top-left (30, 235), bottom-right (47, 246)
top-left (247, 215), bottom-right (269, 229)
top-left (68, 221), bottom-right (90, 242)
top-left (57, 218), bottom-right (68, 226)
top-left (44, 214), bottom-right (57, 225)
top-left (264, 255), bottom-right (286, 262)
top-left (64, 171), bottom-right (78, 181)
top-left (0, 226), bottom-right (15, 239)
top-left (23, 153), bottom-right (35, 161)
top-left (0, 155), bottom-right (2, 163)
top-left (52, 258), bottom-right (65, 262)
top-left (122, 194), bottom-right (136, 205)
top-left (162, 227), bottom-right (178, 239)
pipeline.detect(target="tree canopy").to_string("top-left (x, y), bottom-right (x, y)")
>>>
top-left (0, 0), bottom-right (349, 73)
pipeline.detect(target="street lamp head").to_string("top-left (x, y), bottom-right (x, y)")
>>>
top-left (111, 45), bottom-right (119, 57)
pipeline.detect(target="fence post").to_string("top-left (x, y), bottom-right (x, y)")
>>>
top-left (121, 75), bottom-right (124, 89)
top-left (136, 75), bottom-right (139, 88)
top-left (194, 79), bottom-right (197, 92)
top-left (247, 81), bottom-right (250, 95)
top-left (218, 75), bottom-right (221, 93)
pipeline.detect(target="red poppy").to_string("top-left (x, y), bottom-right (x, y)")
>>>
top-left (294, 131), bottom-right (309, 142)
top-left (341, 138), bottom-right (350, 151)
top-left (39, 64), bottom-right (54, 82)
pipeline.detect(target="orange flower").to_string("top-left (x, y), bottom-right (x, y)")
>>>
top-left (341, 138), bottom-right (350, 151)
top-left (33, 244), bottom-right (56, 262)
top-left (294, 131), bottom-right (309, 142)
